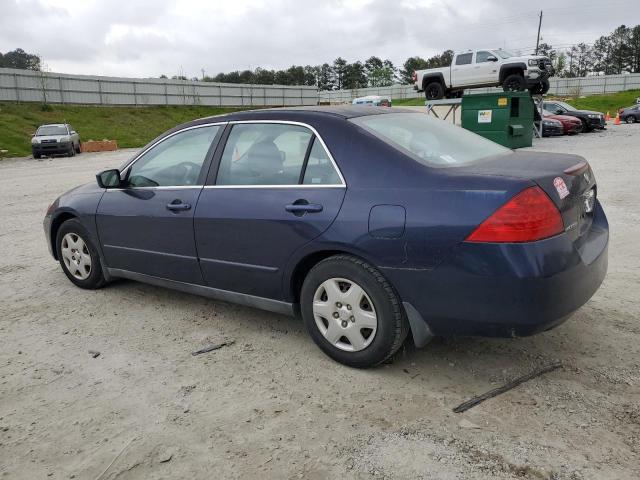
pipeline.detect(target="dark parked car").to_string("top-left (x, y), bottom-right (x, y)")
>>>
top-left (543, 101), bottom-right (606, 132)
top-left (44, 107), bottom-right (608, 368)
top-left (619, 104), bottom-right (640, 123)
top-left (32, 123), bottom-right (81, 159)
top-left (537, 117), bottom-right (564, 137)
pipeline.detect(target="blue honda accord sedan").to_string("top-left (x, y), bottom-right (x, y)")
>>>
top-left (44, 106), bottom-right (608, 367)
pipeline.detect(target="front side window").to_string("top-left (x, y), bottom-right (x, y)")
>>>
top-left (350, 113), bottom-right (509, 168)
top-left (493, 49), bottom-right (515, 59)
top-left (217, 123), bottom-right (313, 186)
top-left (127, 125), bottom-right (220, 187)
top-left (455, 53), bottom-right (473, 65)
top-left (475, 51), bottom-right (494, 63)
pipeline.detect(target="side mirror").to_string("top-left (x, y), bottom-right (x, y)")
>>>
top-left (70, 130), bottom-right (77, 135)
top-left (96, 169), bottom-right (122, 189)
top-left (487, 56), bottom-right (498, 62)
top-left (555, 109), bottom-right (564, 115)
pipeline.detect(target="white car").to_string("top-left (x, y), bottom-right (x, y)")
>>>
top-left (413, 49), bottom-right (553, 100)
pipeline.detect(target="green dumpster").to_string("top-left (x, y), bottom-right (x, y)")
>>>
top-left (461, 92), bottom-right (534, 149)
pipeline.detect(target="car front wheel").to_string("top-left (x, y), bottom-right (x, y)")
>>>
top-left (626, 116), bottom-right (636, 124)
top-left (300, 255), bottom-right (408, 368)
top-left (56, 219), bottom-right (106, 289)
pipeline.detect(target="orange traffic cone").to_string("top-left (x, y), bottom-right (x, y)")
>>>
top-left (605, 111), bottom-right (611, 122)
top-left (614, 113), bottom-right (621, 125)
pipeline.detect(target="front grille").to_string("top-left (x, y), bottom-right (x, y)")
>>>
top-left (41, 139), bottom-right (57, 144)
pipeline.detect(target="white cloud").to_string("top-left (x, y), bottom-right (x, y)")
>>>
top-left (1, 0), bottom-right (638, 78)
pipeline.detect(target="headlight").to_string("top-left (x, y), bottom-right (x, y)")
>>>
top-left (587, 114), bottom-right (598, 118)
top-left (543, 119), bottom-right (561, 126)
top-left (528, 59), bottom-right (539, 66)
top-left (31, 137), bottom-right (40, 144)
top-left (60, 135), bottom-right (71, 142)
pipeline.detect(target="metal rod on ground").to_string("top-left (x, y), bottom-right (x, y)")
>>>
top-left (453, 362), bottom-right (562, 413)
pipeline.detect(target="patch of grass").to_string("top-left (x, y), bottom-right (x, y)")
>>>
top-left (561, 89), bottom-right (640, 115)
top-left (0, 103), bottom-right (249, 158)
top-left (392, 98), bottom-right (425, 106)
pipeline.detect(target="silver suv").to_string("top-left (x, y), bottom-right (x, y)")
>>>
top-left (31, 123), bottom-right (81, 159)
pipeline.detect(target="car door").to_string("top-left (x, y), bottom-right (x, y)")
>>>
top-left (194, 121), bottom-right (346, 300)
top-left (96, 123), bottom-right (223, 284)
top-left (474, 50), bottom-right (499, 84)
top-left (451, 52), bottom-right (475, 86)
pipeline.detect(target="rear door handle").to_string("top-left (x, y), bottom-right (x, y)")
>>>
top-left (166, 200), bottom-right (191, 211)
top-left (285, 202), bottom-right (323, 215)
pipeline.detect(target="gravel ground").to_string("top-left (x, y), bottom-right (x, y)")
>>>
top-left (1, 125), bottom-right (639, 480)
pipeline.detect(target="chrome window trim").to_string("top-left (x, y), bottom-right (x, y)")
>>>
top-left (210, 119), bottom-right (346, 188)
top-left (119, 122), bottom-right (228, 176)
top-left (112, 119), bottom-right (346, 191)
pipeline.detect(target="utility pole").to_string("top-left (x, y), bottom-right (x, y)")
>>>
top-left (535, 10), bottom-right (543, 55)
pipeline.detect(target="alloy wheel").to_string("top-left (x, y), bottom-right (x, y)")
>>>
top-left (312, 277), bottom-right (377, 352)
top-left (61, 233), bottom-right (92, 280)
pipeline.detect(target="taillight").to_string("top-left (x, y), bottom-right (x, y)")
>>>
top-left (411, 71), bottom-right (417, 82)
top-left (466, 186), bottom-right (564, 243)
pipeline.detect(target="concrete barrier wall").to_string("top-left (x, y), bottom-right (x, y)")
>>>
top-left (318, 73), bottom-right (640, 103)
top-left (0, 67), bottom-right (319, 106)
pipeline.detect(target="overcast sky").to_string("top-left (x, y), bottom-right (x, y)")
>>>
top-left (1, 0), bottom-right (639, 78)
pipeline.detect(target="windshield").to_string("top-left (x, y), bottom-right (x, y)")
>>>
top-left (493, 49), bottom-right (516, 59)
top-left (350, 113), bottom-right (509, 168)
top-left (557, 102), bottom-right (576, 111)
top-left (36, 125), bottom-right (68, 136)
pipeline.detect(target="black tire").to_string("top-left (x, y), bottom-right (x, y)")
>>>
top-left (626, 116), bottom-right (636, 124)
top-left (502, 73), bottom-right (526, 92)
top-left (424, 81), bottom-right (444, 100)
top-left (300, 255), bottom-right (409, 368)
top-left (33, 152), bottom-right (41, 159)
top-left (67, 145), bottom-right (75, 157)
top-left (55, 218), bottom-right (106, 289)
top-left (75, 142), bottom-right (81, 154)
top-left (579, 119), bottom-right (592, 133)
top-left (529, 79), bottom-right (550, 95)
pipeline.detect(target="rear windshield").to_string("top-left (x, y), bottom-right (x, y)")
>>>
top-left (36, 125), bottom-right (68, 136)
top-left (350, 113), bottom-right (509, 167)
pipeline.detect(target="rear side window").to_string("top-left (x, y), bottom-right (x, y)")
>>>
top-left (217, 124), bottom-right (313, 185)
top-left (350, 113), bottom-right (509, 167)
top-left (303, 138), bottom-right (341, 185)
top-left (455, 53), bottom-right (473, 65)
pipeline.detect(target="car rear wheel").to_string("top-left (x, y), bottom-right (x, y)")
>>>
top-left (424, 82), bottom-right (444, 101)
top-left (56, 219), bottom-right (106, 289)
top-left (502, 73), bottom-right (526, 92)
top-left (529, 79), bottom-right (550, 95)
top-left (626, 116), bottom-right (636, 124)
top-left (300, 255), bottom-right (408, 368)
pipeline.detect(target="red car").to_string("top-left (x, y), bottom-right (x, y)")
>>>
top-left (543, 110), bottom-right (582, 135)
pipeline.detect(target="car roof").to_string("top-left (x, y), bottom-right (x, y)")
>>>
top-left (184, 105), bottom-right (416, 128)
top-left (38, 123), bottom-right (67, 127)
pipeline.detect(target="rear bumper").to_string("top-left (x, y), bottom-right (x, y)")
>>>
top-left (385, 201), bottom-right (608, 338)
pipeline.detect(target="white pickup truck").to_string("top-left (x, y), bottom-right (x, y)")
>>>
top-left (413, 49), bottom-right (553, 100)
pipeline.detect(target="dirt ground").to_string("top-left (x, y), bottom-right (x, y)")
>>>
top-left (1, 125), bottom-right (639, 480)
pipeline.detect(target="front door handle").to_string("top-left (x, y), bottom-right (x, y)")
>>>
top-left (285, 200), bottom-right (323, 216)
top-left (166, 200), bottom-right (191, 211)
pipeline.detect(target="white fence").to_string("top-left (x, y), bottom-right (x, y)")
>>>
top-left (0, 67), bottom-right (318, 107)
top-left (318, 73), bottom-right (640, 103)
